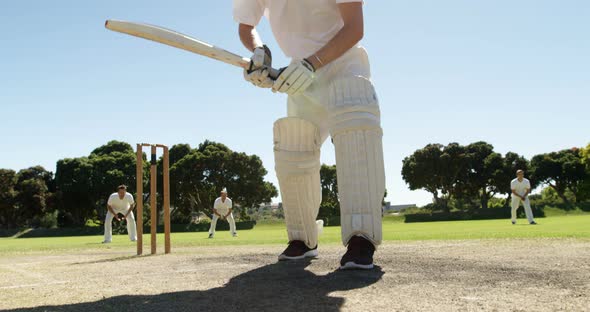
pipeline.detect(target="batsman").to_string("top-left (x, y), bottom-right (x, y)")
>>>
top-left (234, 0), bottom-right (385, 269)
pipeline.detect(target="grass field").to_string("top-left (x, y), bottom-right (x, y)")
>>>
top-left (1, 214), bottom-right (588, 254)
top-left (1, 214), bottom-right (589, 311)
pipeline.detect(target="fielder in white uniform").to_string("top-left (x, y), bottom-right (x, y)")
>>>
top-left (510, 170), bottom-right (537, 225)
top-left (208, 188), bottom-right (238, 238)
top-left (103, 185), bottom-right (137, 243)
top-left (234, 0), bottom-right (385, 269)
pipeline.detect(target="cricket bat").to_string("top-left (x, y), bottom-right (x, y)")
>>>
top-left (104, 19), bottom-right (280, 79)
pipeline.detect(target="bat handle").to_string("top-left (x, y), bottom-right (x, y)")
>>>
top-left (268, 67), bottom-right (284, 81)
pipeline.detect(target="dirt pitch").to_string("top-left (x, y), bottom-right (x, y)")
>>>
top-left (0, 239), bottom-right (588, 312)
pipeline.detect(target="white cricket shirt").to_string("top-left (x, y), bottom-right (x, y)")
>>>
top-left (233, 0), bottom-right (363, 59)
top-left (214, 197), bottom-right (233, 213)
top-left (510, 178), bottom-right (531, 197)
top-left (107, 193), bottom-right (135, 213)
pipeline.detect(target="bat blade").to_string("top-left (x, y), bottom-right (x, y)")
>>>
top-left (105, 19), bottom-right (251, 69)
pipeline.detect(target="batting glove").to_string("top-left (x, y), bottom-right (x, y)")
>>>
top-left (272, 59), bottom-right (315, 95)
top-left (244, 45), bottom-right (273, 88)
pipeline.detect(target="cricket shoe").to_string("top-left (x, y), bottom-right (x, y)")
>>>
top-left (530, 221), bottom-right (537, 225)
top-left (278, 240), bottom-right (318, 261)
top-left (208, 233), bottom-right (214, 239)
top-left (339, 236), bottom-right (375, 270)
top-left (232, 232), bottom-right (238, 237)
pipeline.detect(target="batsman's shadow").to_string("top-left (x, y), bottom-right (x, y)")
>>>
top-left (7, 259), bottom-right (383, 312)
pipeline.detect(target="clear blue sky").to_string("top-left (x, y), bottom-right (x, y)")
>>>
top-left (1, 1), bottom-right (589, 205)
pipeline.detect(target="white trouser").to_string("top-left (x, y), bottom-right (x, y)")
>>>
top-left (209, 213), bottom-right (236, 235)
top-left (511, 196), bottom-right (535, 223)
top-left (278, 46), bottom-right (385, 247)
top-left (104, 210), bottom-right (137, 242)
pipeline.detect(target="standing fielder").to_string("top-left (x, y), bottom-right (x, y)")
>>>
top-left (208, 188), bottom-right (238, 238)
top-left (510, 170), bottom-right (537, 225)
top-left (103, 185), bottom-right (137, 243)
top-left (234, 0), bottom-right (385, 269)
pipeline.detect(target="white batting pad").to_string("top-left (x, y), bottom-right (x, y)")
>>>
top-left (274, 117), bottom-right (322, 248)
top-left (329, 77), bottom-right (385, 246)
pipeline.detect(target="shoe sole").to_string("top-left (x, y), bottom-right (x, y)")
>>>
top-left (278, 249), bottom-right (318, 261)
top-left (339, 261), bottom-right (374, 270)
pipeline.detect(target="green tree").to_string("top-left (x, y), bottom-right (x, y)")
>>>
top-left (16, 166), bottom-right (54, 191)
top-left (170, 140), bottom-right (277, 220)
top-left (319, 164), bottom-right (339, 221)
top-left (55, 141), bottom-right (138, 226)
top-left (168, 144), bottom-right (192, 166)
top-left (578, 143), bottom-right (590, 201)
top-left (538, 186), bottom-right (576, 205)
top-left (14, 166), bottom-right (54, 226)
top-left (55, 157), bottom-right (94, 225)
top-left (531, 148), bottom-right (587, 206)
top-left (170, 149), bottom-right (209, 219)
top-left (402, 144), bottom-right (444, 208)
top-left (0, 169), bottom-right (18, 227)
top-left (154, 144), bottom-right (192, 222)
top-left (438, 143), bottom-right (469, 212)
top-left (402, 143), bottom-right (468, 212)
top-left (462, 142), bottom-right (503, 209)
top-left (91, 140), bottom-right (135, 156)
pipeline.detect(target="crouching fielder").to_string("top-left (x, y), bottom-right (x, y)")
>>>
top-left (234, 0), bottom-right (385, 269)
top-left (208, 188), bottom-right (237, 238)
top-left (103, 185), bottom-right (137, 243)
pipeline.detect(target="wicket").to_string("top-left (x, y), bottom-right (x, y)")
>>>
top-left (136, 143), bottom-right (171, 255)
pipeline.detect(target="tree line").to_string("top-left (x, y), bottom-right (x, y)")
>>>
top-left (0, 140), bottom-right (277, 229)
top-left (402, 141), bottom-right (590, 212)
top-left (2, 140), bottom-right (588, 229)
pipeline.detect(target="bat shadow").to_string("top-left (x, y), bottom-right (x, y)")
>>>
top-left (5, 259), bottom-right (384, 312)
